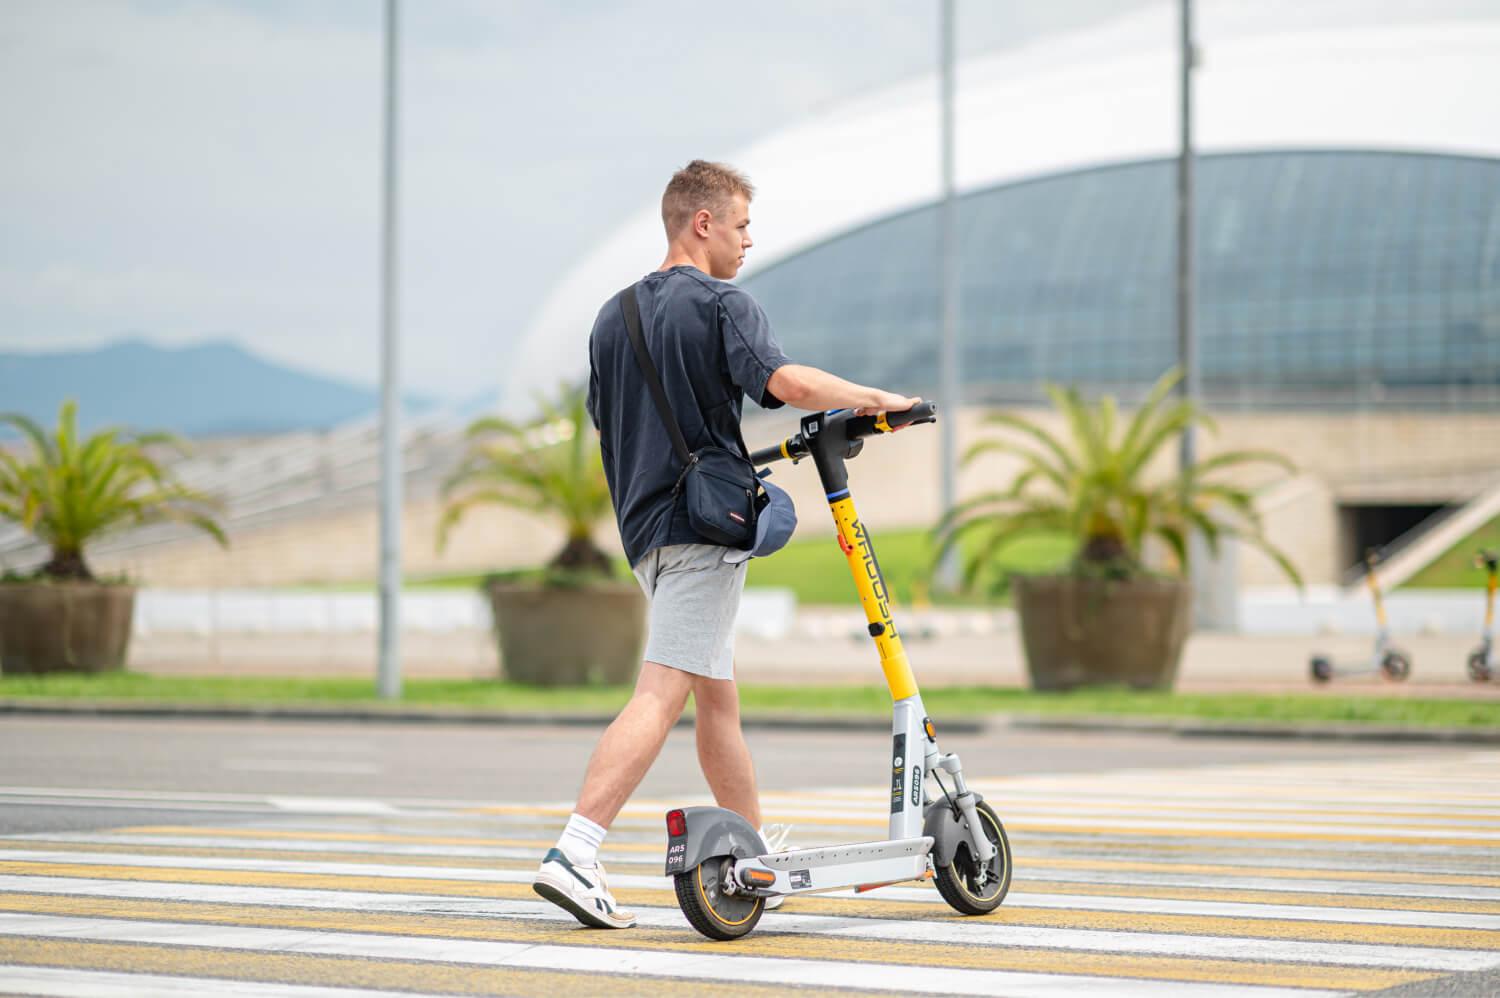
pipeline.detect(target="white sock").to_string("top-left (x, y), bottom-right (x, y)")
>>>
top-left (557, 812), bottom-right (606, 867)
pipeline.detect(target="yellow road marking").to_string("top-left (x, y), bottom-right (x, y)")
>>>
top-left (117, 815), bottom-right (1500, 849)
top-left (2, 863), bottom-right (1497, 947)
top-left (0, 893), bottom-right (1434, 991)
top-left (0, 937), bottom-right (861, 998)
top-left (764, 792), bottom-right (1500, 823)
top-left (1012, 879), bottom-right (1500, 916)
top-left (110, 826), bottom-right (666, 854)
top-left (14, 837), bottom-right (1500, 890)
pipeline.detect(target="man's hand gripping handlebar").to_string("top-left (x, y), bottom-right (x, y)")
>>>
top-left (749, 401), bottom-right (938, 467)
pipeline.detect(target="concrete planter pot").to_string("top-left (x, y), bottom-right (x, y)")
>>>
top-left (0, 582), bottom-right (137, 675)
top-left (1014, 574), bottom-right (1191, 691)
top-left (485, 580), bottom-right (647, 686)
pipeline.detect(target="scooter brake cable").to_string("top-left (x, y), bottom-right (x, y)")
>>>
top-left (931, 768), bottom-right (962, 821)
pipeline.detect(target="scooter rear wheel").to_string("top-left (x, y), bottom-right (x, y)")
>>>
top-left (1309, 656), bottom-right (1333, 683)
top-left (934, 800), bottom-right (1012, 916)
top-left (674, 855), bottom-right (764, 940)
top-left (1381, 650), bottom-right (1412, 681)
top-left (1469, 650), bottom-right (1493, 682)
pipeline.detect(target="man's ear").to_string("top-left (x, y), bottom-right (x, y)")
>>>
top-left (693, 208), bottom-right (713, 239)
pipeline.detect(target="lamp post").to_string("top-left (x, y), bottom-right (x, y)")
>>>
top-left (377, 0), bottom-right (402, 700)
top-left (936, 0), bottom-right (960, 590)
top-left (1177, 0), bottom-right (1198, 473)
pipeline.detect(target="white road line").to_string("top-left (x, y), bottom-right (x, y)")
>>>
top-left (0, 913), bottom-right (1350, 998)
top-left (8, 834), bottom-right (1500, 923)
top-left (774, 791), bottom-right (1500, 819)
top-left (0, 967), bottom-right (421, 998)
top-left (265, 797), bottom-right (397, 814)
top-left (0, 876), bottom-right (1492, 973)
top-left (2, 867), bottom-right (1497, 930)
top-left (223, 760), bottom-right (383, 775)
top-left (0, 786), bottom-right (484, 812)
top-left (6, 848), bottom-right (1497, 902)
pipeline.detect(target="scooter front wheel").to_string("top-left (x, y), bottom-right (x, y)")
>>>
top-left (1469, 650), bottom-right (1493, 682)
top-left (1381, 651), bottom-right (1412, 681)
top-left (934, 800), bottom-right (1012, 916)
top-left (674, 855), bottom-right (764, 940)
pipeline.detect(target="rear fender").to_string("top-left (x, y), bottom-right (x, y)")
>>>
top-left (665, 806), bottom-right (766, 876)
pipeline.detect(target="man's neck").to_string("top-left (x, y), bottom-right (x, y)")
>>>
top-left (659, 242), bottom-right (709, 273)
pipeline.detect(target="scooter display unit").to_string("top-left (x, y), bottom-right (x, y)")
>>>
top-left (1468, 549), bottom-right (1497, 682)
top-left (664, 403), bottom-right (1012, 940)
top-left (1310, 548), bottom-right (1411, 683)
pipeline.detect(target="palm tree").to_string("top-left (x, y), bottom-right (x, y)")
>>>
top-left (934, 369), bottom-right (1302, 589)
top-left (0, 400), bottom-right (226, 581)
top-left (438, 381), bottom-right (615, 578)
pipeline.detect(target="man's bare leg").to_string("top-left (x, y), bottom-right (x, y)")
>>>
top-left (692, 674), bottom-right (761, 828)
top-left (573, 661), bottom-right (693, 828)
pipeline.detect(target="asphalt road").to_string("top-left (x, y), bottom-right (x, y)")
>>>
top-left (0, 715), bottom-right (1495, 997)
top-left (0, 714), bottom-right (1465, 833)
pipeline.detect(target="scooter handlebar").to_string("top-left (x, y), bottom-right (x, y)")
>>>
top-left (748, 401), bottom-right (938, 467)
top-left (846, 400), bottom-right (939, 439)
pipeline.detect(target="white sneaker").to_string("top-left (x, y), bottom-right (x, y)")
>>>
top-left (532, 848), bottom-right (635, 929)
top-left (759, 823), bottom-right (796, 911)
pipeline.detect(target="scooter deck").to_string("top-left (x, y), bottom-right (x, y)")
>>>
top-left (737, 836), bottom-right (932, 896)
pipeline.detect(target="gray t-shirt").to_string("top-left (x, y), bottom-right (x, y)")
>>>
top-left (587, 265), bottom-right (791, 567)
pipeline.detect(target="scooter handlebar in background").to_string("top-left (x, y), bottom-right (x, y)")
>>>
top-left (749, 401), bottom-right (939, 467)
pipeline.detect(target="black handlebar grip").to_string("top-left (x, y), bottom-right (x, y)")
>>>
top-left (750, 444), bottom-right (783, 465)
top-left (885, 400), bottom-right (938, 429)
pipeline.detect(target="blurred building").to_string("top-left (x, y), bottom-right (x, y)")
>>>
top-left (744, 150), bottom-right (1499, 412)
top-left (509, 3), bottom-right (1500, 594)
top-left (5, 3), bottom-right (1496, 597)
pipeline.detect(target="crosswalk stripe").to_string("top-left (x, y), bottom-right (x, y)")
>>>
top-left (0, 912), bottom-right (1393, 995)
top-left (6, 849), bottom-right (1500, 904)
top-left (4, 751), bottom-right (1496, 994)
top-left (0, 879), bottom-right (1491, 968)
top-left (0, 938), bottom-right (880, 998)
top-left (12, 834), bottom-right (1500, 891)
top-left (1, 864), bottom-right (1497, 963)
top-left (467, 802), bottom-right (1500, 843)
top-left (0, 964), bottom-right (421, 998)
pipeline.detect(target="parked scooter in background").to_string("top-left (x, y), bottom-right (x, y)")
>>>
top-left (1310, 548), bottom-right (1412, 683)
top-left (1467, 549), bottom-right (1497, 683)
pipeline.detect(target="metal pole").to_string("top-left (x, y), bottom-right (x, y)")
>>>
top-left (936, 0), bottom-right (961, 591)
top-left (377, 0), bottom-right (402, 700)
top-left (1176, 0), bottom-right (1197, 472)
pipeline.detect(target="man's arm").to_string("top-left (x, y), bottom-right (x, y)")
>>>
top-left (767, 363), bottom-right (920, 416)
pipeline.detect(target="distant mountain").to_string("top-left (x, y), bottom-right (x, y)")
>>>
top-left (0, 340), bottom-right (445, 437)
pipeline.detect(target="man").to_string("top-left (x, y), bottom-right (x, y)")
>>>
top-left (532, 160), bottom-right (919, 929)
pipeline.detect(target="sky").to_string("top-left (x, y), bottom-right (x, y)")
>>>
top-left (0, 0), bottom-right (1150, 400)
top-left (3, 0), bottom-right (1492, 401)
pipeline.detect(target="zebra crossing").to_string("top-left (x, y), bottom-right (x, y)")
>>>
top-left (0, 751), bottom-right (1497, 996)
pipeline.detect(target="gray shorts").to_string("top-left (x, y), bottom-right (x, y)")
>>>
top-left (632, 543), bottom-right (747, 681)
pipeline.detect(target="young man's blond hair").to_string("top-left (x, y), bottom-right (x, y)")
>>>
top-left (661, 160), bottom-right (755, 237)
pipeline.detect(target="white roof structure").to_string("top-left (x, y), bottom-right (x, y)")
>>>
top-left (507, 1), bottom-right (1500, 408)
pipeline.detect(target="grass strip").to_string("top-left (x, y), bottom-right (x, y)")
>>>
top-left (1, 675), bottom-right (1496, 729)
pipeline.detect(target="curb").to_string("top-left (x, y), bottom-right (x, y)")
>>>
top-left (2, 698), bottom-right (1494, 742)
top-left (1003, 713), bottom-right (1500, 745)
top-left (0, 699), bottom-right (983, 734)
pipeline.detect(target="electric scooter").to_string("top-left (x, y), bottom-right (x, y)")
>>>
top-left (1467, 549), bottom-right (1497, 682)
top-left (664, 402), bottom-right (1012, 941)
top-left (1310, 548), bottom-right (1412, 683)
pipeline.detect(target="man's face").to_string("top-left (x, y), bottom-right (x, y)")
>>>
top-left (702, 193), bottom-right (753, 279)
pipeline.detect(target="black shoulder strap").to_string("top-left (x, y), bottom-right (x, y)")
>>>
top-left (619, 283), bottom-right (693, 464)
